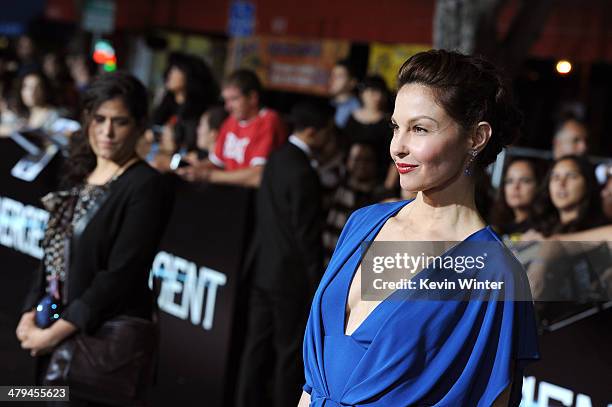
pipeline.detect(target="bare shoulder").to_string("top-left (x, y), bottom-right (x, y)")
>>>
top-left (374, 216), bottom-right (405, 241)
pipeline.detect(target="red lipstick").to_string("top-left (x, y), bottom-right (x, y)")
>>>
top-left (396, 163), bottom-right (419, 174)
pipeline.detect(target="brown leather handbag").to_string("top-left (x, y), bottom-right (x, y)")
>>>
top-left (43, 315), bottom-right (158, 406)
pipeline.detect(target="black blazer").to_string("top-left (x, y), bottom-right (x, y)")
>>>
top-left (253, 141), bottom-right (324, 294)
top-left (23, 161), bottom-right (172, 334)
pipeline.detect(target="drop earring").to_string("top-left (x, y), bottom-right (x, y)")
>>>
top-left (464, 149), bottom-right (478, 176)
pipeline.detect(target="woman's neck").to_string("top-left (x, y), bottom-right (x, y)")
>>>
top-left (30, 105), bottom-right (48, 113)
top-left (28, 105), bottom-right (49, 117)
top-left (396, 176), bottom-right (485, 240)
top-left (174, 91), bottom-right (186, 105)
top-left (88, 155), bottom-right (137, 185)
top-left (513, 208), bottom-right (529, 224)
top-left (559, 207), bottom-right (579, 224)
top-left (354, 107), bottom-right (383, 124)
top-left (28, 106), bottom-right (51, 127)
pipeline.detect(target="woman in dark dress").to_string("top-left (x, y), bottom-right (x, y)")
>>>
top-left (150, 52), bottom-right (219, 159)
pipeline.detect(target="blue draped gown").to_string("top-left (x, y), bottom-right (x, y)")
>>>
top-left (303, 200), bottom-right (540, 406)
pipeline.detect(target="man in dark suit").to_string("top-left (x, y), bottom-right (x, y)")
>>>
top-left (236, 102), bottom-right (333, 407)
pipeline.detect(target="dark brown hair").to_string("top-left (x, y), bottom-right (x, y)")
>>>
top-left (531, 155), bottom-right (605, 236)
top-left (222, 69), bottom-right (262, 98)
top-left (152, 52), bottom-right (220, 150)
top-left (397, 49), bottom-right (522, 169)
top-left (490, 157), bottom-right (543, 233)
top-left (61, 72), bottom-right (149, 187)
top-left (335, 58), bottom-right (359, 80)
top-left (358, 74), bottom-right (392, 113)
top-left (15, 70), bottom-right (54, 115)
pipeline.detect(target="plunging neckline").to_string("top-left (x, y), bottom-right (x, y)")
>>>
top-left (341, 200), bottom-right (491, 337)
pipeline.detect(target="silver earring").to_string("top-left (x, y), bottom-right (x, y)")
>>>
top-left (464, 149), bottom-right (478, 176)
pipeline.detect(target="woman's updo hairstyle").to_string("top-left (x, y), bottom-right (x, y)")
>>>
top-left (397, 49), bottom-right (522, 169)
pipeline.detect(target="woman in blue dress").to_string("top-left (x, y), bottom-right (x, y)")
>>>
top-left (299, 50), bottom-right (540, 407)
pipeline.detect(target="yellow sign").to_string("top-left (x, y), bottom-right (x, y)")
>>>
top-left (368, 43), bottom-right (431, 90)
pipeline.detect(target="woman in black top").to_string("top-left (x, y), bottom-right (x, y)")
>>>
top-left (343, 75), bottom-right (393, 185)
top-left (151, 52), bottom-right (219, 153)
top-left (16, 72), bottom-right (170, 405)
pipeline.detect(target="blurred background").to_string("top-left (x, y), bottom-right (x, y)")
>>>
top-left (0, 1), bottom-right (611, 406)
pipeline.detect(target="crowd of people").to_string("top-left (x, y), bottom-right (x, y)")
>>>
top-left (491, 117), bottom-right (611, 240)
top-left (4, 33), bottom-right (611, 407)
top-left (3, 36), bottom-right (607, 248)
top-left (141, 54), bottom-right (612, 309)
top-left (0, 35), bottom-right (93, 138)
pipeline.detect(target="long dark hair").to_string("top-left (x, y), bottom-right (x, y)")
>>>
top-left (490, 157), bottom-right (543, 233)
top-left (531, 155), bottom-right (605, 236)
top-left (15, 69), bottom-right (54, 116)
top-left (61, 72), bottom-right (149, 188)
top-left (152, 53), bottom-right (219, 150)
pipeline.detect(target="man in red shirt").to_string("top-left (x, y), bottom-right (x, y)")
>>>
top-left (178, 69), bottom-right (286, 187)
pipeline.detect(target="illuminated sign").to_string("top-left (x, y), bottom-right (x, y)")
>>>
top-left (150, 251), bottom-right (227, 331)
top-left (0, 196), bottom-right (48, 259)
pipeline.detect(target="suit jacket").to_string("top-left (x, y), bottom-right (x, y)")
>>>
top-left (23, 161), bottom-right (172, 334)
top-left (253, 141), bottom-right (323, 295)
